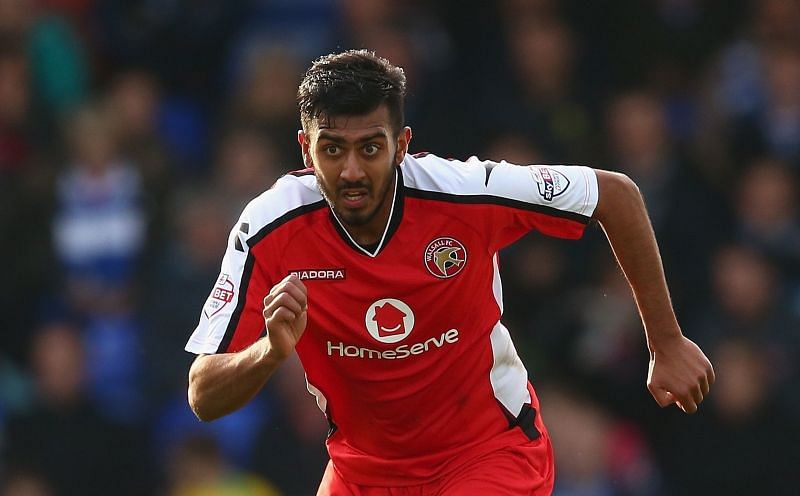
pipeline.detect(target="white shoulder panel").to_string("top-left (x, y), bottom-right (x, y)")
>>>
top-left (185, 173), bottom-right (323, 354)
top-left (402, 153), bottom-right (598, 218)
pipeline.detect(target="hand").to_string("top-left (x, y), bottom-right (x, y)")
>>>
top-left (262, 274), bottom-right (308, 361)
top-left (647, 334), bottom-right (715, 414)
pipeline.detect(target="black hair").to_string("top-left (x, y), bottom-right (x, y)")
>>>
top-left (297, 49), bottom-right (406, 136)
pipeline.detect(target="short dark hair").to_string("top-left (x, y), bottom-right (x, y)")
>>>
top-left (297, 49), bottom-right (406, 136)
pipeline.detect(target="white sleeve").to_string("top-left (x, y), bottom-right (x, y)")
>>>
top-left (486, 161), bottom-right (599, 218)
top-left (404, 154), bottom-right (598, 218)
top-left (185, 214), bottom-right (251, 355)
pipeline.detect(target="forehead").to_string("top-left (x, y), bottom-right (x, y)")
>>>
top-left (309, 105), bottom-right (393, 141)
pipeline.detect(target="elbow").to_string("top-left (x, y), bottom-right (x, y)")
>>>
top-left (187, 358), bottom-right (218, 422)
top-left (187, 384), bottom-right (212, 422)
top-left (604, 170), bottom-right (641, 198)
top-left (593, 170), bottom-right (643, 221)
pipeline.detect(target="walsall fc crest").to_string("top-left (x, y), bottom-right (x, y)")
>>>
top-left (424, 237), bottom-right (467, 279)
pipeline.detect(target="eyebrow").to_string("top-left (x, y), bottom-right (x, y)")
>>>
top-left (317, 130), bottom-right (389, 144)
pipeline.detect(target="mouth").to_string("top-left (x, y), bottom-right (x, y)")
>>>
top-left (340, 189), bottom-right (369, 208)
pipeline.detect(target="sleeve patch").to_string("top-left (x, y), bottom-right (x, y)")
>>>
top-left (530, 166), bottom-right (570, 201)
top-left (203, 273), bottom-right (235, 318)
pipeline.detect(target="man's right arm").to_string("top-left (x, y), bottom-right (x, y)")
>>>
top-left (188, 274), bottom-right (308, 421)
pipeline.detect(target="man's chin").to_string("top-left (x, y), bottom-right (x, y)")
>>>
top-left (336, 210), bottom-right (371, 227)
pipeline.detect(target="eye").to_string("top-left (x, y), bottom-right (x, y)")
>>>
top-left (324, 144), bottom-right (340, 156)
top-left (363, 143), bottom-right (379, 156)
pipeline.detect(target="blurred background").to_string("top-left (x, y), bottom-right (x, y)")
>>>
top-left (0, 0), bottom-right (799, 494)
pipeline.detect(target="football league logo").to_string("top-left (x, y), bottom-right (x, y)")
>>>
top-left (424, 237), bottom-right (467, 278)
top-left (530, 166), bottom-right (570, 201)
top-left (365, 298), bottom-right (415, 344)
top-left (203, 273), bottom-right (235, 318)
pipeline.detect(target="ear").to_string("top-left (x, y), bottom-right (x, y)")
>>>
top-left (394, 126), bottom-right (413, 165)
top-left (298, 129), bottom-right (314, 168)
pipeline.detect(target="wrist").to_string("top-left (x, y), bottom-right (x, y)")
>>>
top-left (646, 324), bottom-right (683, 352)
top-left (255, 338), bottom-right (287, 368)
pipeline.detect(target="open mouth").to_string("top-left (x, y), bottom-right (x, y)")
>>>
top-left (341, 190), bottom-right (368, 207)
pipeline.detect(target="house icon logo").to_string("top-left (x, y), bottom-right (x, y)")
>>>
top-left (365, 298), bottom-right (415, 344)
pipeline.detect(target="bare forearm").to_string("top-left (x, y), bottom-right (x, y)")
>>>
top-left (593, 170), bottom-right (682, 348)
top-left (188, 338), bottom-right (282, 421)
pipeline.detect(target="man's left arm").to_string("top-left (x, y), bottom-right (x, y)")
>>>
top-left (593, 169), bottom-right (715, 414)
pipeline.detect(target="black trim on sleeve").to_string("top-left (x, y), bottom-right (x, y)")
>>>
top-left (288, 168), bottom-right (315, 177)
top-left (215, 200), bottom-right (327, 353)
top-left (513, 404), bottom-right (542, 441)
top-left (404, 187), bottom-right (592, 225)
top-left (484, 162), bottom-right (499, 186)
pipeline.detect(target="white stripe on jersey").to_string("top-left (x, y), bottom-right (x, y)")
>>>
top-left (489, 321), bottom-right (532, 416)
top-left (492, 253), bottom-right (503, 315)
top-left (306, 377), bottom-right (328, 414)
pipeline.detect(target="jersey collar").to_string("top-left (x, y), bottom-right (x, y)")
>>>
top-left (329, 166), bottom-right (404, 258)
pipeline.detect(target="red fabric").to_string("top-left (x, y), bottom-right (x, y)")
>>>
top-left (317, 433), bottom-right (555, 496)
top-left (219, 195), bottom-right (582, 485)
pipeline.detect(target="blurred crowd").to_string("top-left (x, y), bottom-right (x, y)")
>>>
top-left (0, 0), bottom-right (799, 495)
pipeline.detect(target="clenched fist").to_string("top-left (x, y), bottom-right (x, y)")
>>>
top-left (647, 333), bottom-right (715, 414)
top-left (262, 274), bottom-right (308, 361)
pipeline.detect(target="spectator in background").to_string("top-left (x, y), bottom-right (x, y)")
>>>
top-left (166, 434), bottom-right (279, 496)
top-left (1, 470), bottom-right (54, 496)
top-left (106, 69), bottom-right (172, 191)
top-left (227, 47), bottom-right (304, 165)
top-left (721, 45), bottom-right (800, 168)
top-left (52, 102), bottom-right (149, 422)
top-left (142, 188), bottom-right (231, 402)
top-left (542, 385), bottom-right (660, 496)
top-left (229, 0), bottom-right (339, 65)
top-left (52, 101), bottom-right (145, 315)
top-left (0, 42), bottom-right (34, 174)
top-left (658, 338), bottom-right (800, 495)
top-left (568, 264), bottom-right (650, 411)
top-left (89, 0), bottom-right (246, 107)
top-left (736, 158), bottom-right (800, 276)
top-left (690, 244), bottom-right (799, 403)
top-left (699, 0), bottom-right (800, 175)
top-left (105, 69), bottom-right (176, 281)
top-left (2, 322), bottom-right (153, 495)
top-left (606, 90), bottom-right (728, 316)
top-left (213, 126), bottom-right (284, 217)
top-left (0, 41), bottom-right (54, 366)
top-left (0, 0), bottom-right (88, 116)
top-left (488, 15), bottom-right (595, 163)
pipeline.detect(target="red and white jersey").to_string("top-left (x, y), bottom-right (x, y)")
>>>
top-left (186, 153), bottom-right (598, 486)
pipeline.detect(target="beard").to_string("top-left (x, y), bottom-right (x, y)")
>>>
top-left (316, 168), bottom-right (395, 227)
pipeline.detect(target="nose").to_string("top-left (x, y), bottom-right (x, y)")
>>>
top-left (340, 150), bottom-right (366, 183)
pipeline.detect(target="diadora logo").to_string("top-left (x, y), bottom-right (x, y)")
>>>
top-left (365, 298), bottom-right (415, 344)
top-left (288, 268), bottom-right (346, 281)
top-left (530, 166), bottom-right (570, 201)
top-left (424, 237), bottom-right (467, 278)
